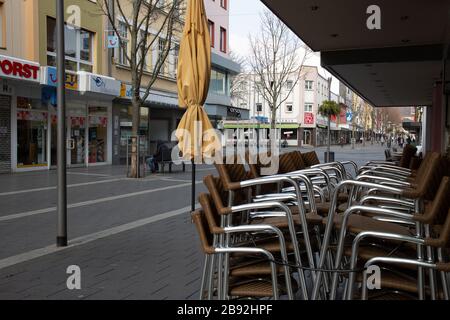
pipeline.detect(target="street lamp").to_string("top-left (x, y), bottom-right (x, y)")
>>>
top-left (56, 0), bottom-right (68, 247)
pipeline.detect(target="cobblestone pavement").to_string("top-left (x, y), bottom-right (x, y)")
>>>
top-left (0, 144), bottom-right (385, 299)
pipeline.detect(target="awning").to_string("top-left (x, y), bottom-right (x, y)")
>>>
top-left (79, 72), bottom-right (121, 96)
top-left (260, 0), bottom-right (450, 107)
top-left (403, 121), bottom-right (422, 131)
top-left (119, 83), bottom-right (179, 107)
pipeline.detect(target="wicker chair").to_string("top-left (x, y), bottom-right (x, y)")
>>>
top-left (313, 153), bottom-right (447, 300)
top-left (196, 193), bottom-right (295, 300)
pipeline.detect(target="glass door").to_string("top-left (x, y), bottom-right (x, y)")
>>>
top-left (50, 114), bottom-right (58, 167)
top-left (68, 116), bottom-right (86, 167)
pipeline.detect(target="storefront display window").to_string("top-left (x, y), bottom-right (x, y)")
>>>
top-left (89, 107), bottom-right (108, 163)
top-left (119, 106), bottom-right (149, 162)
top-left (17, 105), bottom-right (48, 167)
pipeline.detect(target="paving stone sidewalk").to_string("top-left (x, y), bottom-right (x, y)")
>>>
top-left (0, 213), bottom-right (202, 300)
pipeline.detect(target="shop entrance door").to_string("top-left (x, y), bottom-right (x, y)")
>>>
top-left (50, 115), bottom-right (87, 168)
top-left (68, 117), bottom-right (86, 167)
top-left (303, 130), bottom-right (312, 146)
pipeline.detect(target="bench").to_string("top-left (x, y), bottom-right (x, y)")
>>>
top-left (151, 142), bottom-right (187, 174)
top-left (157, 159), bottom-right (186, 174)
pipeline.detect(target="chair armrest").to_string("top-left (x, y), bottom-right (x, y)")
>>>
top-left (360, 195), bottom-right (414, 209)
top-left (356, 175), bottom-right (412, 187)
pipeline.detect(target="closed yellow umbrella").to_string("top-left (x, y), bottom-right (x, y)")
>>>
top-left (176, 0), bottom-right (216, 159)
top-left (176, 0), bottom-right (219, 211)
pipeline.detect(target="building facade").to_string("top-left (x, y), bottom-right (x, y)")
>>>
top-left (227, 65), bottom-right (376, 148)
top-left (203, 0), bottom-right (243, 125)
top-left (228, 66), bottom-right (335, 147)
top-left (0, 0), bottom-right (243, 172)
top-left (0, 0), bottom-right (121, 173)
top-left (109, 0), bottom-right (242, 165)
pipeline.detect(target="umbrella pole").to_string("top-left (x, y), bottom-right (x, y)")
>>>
top-left (191, 159), bottom-right (196, 212)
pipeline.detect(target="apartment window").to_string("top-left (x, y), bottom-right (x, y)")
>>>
top-left (208, 20), bottom-right (215, 47)
top-left (47, 17), bottom-right (94, 72)
top-left (286, 104), bottom-right (293, 112)
top-left (158, 37), bottom-right (167, 74)
top-left (138, 30), bottom-right (147, 70)
top-left (117, 21), bottom-right (129, 66)
top-left (220, 0), bottom-right (227, 10)
top-left (156, 0), bottom-right (166, 9)
top-left (210, 69), bottom-right (226, 95)
top-left (158, 38), bottom-right (166, 60)
top-left (286, 80), bottom-right (293, 90)
top-left (220, 27), bottom-right (227, 53)
top-left (173, 43), bottom-right (180, 76)
top-left (0, 2), bottom-right (5, 48)
top-left (305, 80), bottom-right (313, 90)
top-left (304, 103), bottom-right (313, 112)
top-left (256, 103), bottom-right (262, 112)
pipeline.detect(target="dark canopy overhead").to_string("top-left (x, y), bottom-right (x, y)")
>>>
top-left (261, 0), bottom-right (450, 107)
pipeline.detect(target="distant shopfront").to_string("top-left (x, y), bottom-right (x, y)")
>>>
top-left (113, 84), bottom-right (182, 165)
top-left (0, 56), bottom-right (120, 173)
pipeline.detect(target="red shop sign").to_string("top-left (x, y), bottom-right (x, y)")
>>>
top-left (0, 55), bottom-right (40, 82)
top-left (304, 112), bottom-right (315, 125)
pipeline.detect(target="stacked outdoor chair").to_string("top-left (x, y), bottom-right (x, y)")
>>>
top-left (311, 152), bottom-right (450, 300)
top-left (200, 151), bottom-right (353, 300)
top-left (193, 195), bottom-right (295, 300)
top-left (190, 145), bottom-right (450, 300)
top-left (363, 143), bottom-right (417, 170)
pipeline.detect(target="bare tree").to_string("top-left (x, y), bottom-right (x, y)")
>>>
top-left (229, 52), bottom-right (248, 106)
top-left (98, 0), bottom-right (184, 177)
top-left (248, 10), bottom-right (312, 130)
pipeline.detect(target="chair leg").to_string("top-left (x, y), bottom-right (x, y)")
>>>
top-left (438, 248), bottom-right (449, 300)
top-left (424, 225), bottom-right (437, 300)
top-left (361, 270), bottom-right (369, 300)
top-left (200, 255), bottom-right (211, 300)
top-left (209, 236), bottom-right (218, 300)
top-left (330, 224), bottom-right (349, 300)
top-left (222, 214), bottom-right (232, 300)
top-left (416, 221), bottom-right (425, 300)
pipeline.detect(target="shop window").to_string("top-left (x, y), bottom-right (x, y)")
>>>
top-left (118, 106), bottom-right (149, 163)
top-left (16, 98), bottom-right (48, 167)
top-left (88, 107), bottom-right (108, 163)
top-left (47, 17), bottom-right (94, 72)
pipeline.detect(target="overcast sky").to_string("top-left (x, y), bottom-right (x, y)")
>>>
top-left (229, 0), bottom-right (340, 93)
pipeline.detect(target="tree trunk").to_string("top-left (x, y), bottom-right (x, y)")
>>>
top-left (271, 107), bottom-right (277, 151)
top-left (130, 95), bottom-right (141, 178)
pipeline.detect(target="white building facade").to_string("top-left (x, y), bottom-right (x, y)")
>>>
top-left (229, 66), bottom-right (337, 147)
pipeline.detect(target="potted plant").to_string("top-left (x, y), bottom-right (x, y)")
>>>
top-left (318, 100), bottom-right (341, 162)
